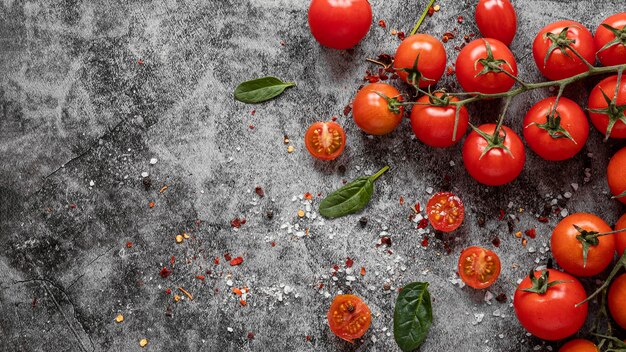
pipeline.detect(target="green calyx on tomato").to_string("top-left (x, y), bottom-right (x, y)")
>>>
top-left (469, 124), bottom-right (513, 159)
top-left (474, 39), bottom-right (514, 77)
top-left (521, 270), bottom-right (571, 294)
top-left (396, 54), bottom-right (434, 88)
top-left (597, 23), bottom-right (626, 57)
top-left (587, 81), bottom-right (626, 141)
top-left (374, 92), bottom-right (404, 114)
top-left (574, 224), bottom-right (624, 267)
top-left (542, 27), bottom-right (578, 66)
top-left (529, 109), bottom-right (576, 142)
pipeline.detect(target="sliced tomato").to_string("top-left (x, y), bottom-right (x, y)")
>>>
top-left (426, 192), bottom-right (465, 232)
top-left (304, 121), bottom-right (346, 160)
top-left (327, 294), bottom-right (371, 343)
top-left (458, 246), bottom-right (501, 289)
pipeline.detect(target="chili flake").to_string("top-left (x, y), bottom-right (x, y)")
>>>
top-left (360, 267), bottom-right (366, 276)
top-left (214, 257), bottom-right (220, 265)
top-left (159, 185), bottom-right (168, 193)
top-left (247, 332), bottom-right (255, 340)
top-left (159, 267), bottom-right (172, 279)
top-left (174, 294), bottom-right (181, 302)
top-left (230, 257), bottom-right (244, 266)
top-left (515, 231), bottom-right (523, 238)
top-left (126, 241), bottom-right (133, 248)
top-left (165, 288), bottom-right (172, 295)
top-left (195, 275), bottom-right (205, 280)
top-left (521, 238), bottom-right (528, 247)
top-left (346, 257), bottom-right (354, 268)
top-left (232, 288), bottom-right (243, 296)
top-left (457, 15), bottom-right (464, 23)
top-left (255, 187), bottom-right (265, 197)
top-left (304, 192), bottom-right (313, 200)
top-left (538, 216), bottom-right (549, 223)
top-left (399, 196), bottom-right (404, 205)
top-left (170, 256), bottom-right (175, 265)
top-left (148, 201), bottom-right (155, 208)
top-left (343, 103), bottom-right (352, 116)
top-left (418, 219), bottom-right (428, 229)
top-left (427, 6), bottom-right (435, 16)
top-left (137, 59), bottom-right (144, 65)
top-left (378, 19), bottom-right (386, 28)
top-left (525, 228), bottom-right (537, 239)
top-left (421, 236), bottom-right (429, 247)
top-left (230, 218), bottom-right (242, 228)
top-left (397, 31), bottom-right (405, 40)
top-left (224, 253), bottom-right (232, 261)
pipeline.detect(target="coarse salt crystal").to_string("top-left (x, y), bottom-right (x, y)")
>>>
top-left (560, 209), bottom-right (569, 217)
top-left (150, 158), bottom-right (158, 165)
top-left (141, 172), bottom-right (149, 178)
top-left (425, 187), bottom-right (433, 194)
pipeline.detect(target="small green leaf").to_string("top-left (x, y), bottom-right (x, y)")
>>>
top-left (234, 76), bottom-right (296, 104)
top-left (394, 282), bottom-right (433, 352)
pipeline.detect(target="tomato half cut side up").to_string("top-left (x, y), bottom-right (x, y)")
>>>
top-left (327, 294), bottom-right (372, 343)
top-left (458, 246), bottom-right (501, 289)
top-left (304, 121), bottom-right (346, 160)
top-left (426, 192), bottom-right (465, 232)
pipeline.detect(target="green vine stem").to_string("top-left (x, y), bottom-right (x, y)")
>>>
top-left (577, 250), bottom-right (626, 307)
top-left (410, 0), bottom-right (436, 36)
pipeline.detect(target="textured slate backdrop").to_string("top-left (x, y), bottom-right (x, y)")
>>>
top-left (1, 0), bottom-right (625, 351)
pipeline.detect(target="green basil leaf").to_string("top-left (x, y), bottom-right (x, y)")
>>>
top-left (234, 76), bottom-right (296, 104)
top-left (394, 282), bottom-right (433, 352)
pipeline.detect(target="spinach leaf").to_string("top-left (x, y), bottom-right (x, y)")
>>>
top-left (234, 76), bottom-right (295, 104)
top-left (393, 282), bottom-right (433, 352)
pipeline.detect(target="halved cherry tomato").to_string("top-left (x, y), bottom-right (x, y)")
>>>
top-left (608, 273), bottom-right (626, 330)
top-left (588, 75), bottom-right (626, 139)
top-left (532, 20), bottom-right (595, 80)
top-left (550, 213), bottom-right (615, 277)
top-left (410, 93), bottom-right (469, 148)
top-left (308, 0), bottom-right (372, 50)
top-left (427, 192), bottom-right (465, 232)
top-left (608, 147), bottom-right (626, 204)
top-left (458, 246), bottom-right (501, 289)
top-left (455, 38), bottom-right (518, 94)
top-left (304, 121), bottom-right (346, 160)
top-left (327, 294), bottom-right (371, 343)
top-left (594, 13), bottom-right (626, 67)
top-left (475, 0), bottom-right (517, 46)
top-left (559, 339), bottom-right (599, 352)
top-left (616, 214), bottom-right (626, 257)
top-left (393, 34), bottom-right (447, 88)
top-left (352, 83), bottom-right (404, 135)
top-left (522, 97), bottom-right (589, 161)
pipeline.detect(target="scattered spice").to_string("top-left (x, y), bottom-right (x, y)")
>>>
top-left (298, 209), bottom-right (305, 218)
top-left (446, 66), bottom-right (455, 76)
top-left (287, 145), bottom-right (295, 153)
top-left (224, 253), bottom-right (232, 261)
top-left (442, 32), bottom-right (455, 42)
top-left (427, 6), bottom-right (435, 16)
top-left (525, 228), bottom-right (537, 239)
top-left (457, 15), bottom-right (464, 23)
top-left (139, 339), bottom-right (148, 348)
top-left (230, 218), bottom-right (242, 228)
top-left (175, 235), bottom-right (183, 243)
top-left (304, 192), bottom-right (313, 200)
top-left (397, 31), bottom-right (405, 40)
top-left (379, 236), bottom-right (392, 247)
top-left (498, 209), bottom-right (506, 220)
top-left (399, 196), bottom-right (404, 205)
top-left (126, 241), bottom-right (133, 248)
top-left (247, 332), bottom-right (255, 340)
top-left (183, 232), bottom-right (190, 239)
top-left (138, 59), bottom-right (144, 65)
top-left (538, 216), bottom-right (549, 223)
top-left (232, 288), bottom-right (243, 296)
top-left (170, 256), bottom-right (175, 265)
top-left (283, 135), bottom-right (290, 144)
top-left (174, 294), bottom-right (181, 302)
top-left (165, 288), bottom-right (172, 295)
top-left (266, 210), bottom-right (274, 219)
top-left (343, 103), bottom-right (352, 116)
top-left (515, 231), bottom-right (523, 238)
top-left (418, 219), bottom-right (429, 229)
top-left (495, 293), bottom-right (508, 303)
top-left (421, 236), bottom-right (429, 247)
top-left (159, 267), bottom-right (172, 279)
top-left (378, 19), bottom-right (386, 28)
top-left (521, 238), bottom-right (528, 247)
top-left (148, 201), bottom-right (155, 208)
top-left (159, 185), bottom-right (168, 193)
top-left (230, 257), bottom-right (244, 266)
top-left (195, 275), bottom-right (205, 280)
top-left (346, 257), bottom-right (354, 268)
top-left (178, 287), bottom-right (193, 300)
top-left (360, 267), bottom-right (366, 276)
top-left (214, 257), bottom-right (220, 265)
top-left (115, 314), bottom-right (124, 323)
top-left (255, 187), bottom-right (265, 197)
top-left (240, 300), bottom-right (247, 306)
top-left (492, 236), bottom-right (501, 247)
top-left (251, 109), bottom-right (256, 116)
top-left (359, 217), bottom-right (368, 227)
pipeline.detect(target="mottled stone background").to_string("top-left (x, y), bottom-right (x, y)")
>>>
top-left (1, 0), bottom-right (625, 351)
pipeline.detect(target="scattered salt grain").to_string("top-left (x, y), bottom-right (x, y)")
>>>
top-left (150, 158), bottom-right (158, 165)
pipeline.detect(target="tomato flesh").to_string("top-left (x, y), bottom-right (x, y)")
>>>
top-left (559, 339), bottom-right (598, 352)
top-left (327, 294), bottom-right (371, 342)
top-left (304, 122), bottom-right (346, 160)
top-left (608, 273), bottom-right (626, 330)
top-left (458, 246), bottom-right (501, 289)
top-left (608, 147), bottom-right (626, 204)
top-left (426, 192), bottom-right (465, 232)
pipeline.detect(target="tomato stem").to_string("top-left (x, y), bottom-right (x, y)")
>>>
top-left (577, 251), bottom-right (626, 307)
top-left (369, 165), bottom-right (390, 182)
top-left (410, 0), bottom-right (436, 36)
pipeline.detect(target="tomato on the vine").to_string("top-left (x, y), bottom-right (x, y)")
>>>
top-left (304, 121), bottom-right (346, 160)
top-left (426, 192), bottom-right (465, 232)
top-left (455, 38), bottom-right (518, 94)
top-left (352, 83), bottom-right (404, 135)
top-left (458, 246), bottom-right (500, 289)
top-left (410, 93), bottom-right (469, 147)
top-left (522, 97), bottom-right (589, 161)
top-left (588, 75), bottom-right (626, 139)
top-left (616, 214), bottom-right (626, 257)
top-left (559, 339), bottom-right (599, 352)
top-left (327, 294), bottom-right (371, 342)
top-left (608, 147), bottom-right (626, 204)
top-left (514, 269), bottom-right (588, 341)
top-left (594, 13), bottom-right (626, 67)
top-left (393, 34), bottom-right (446, 88)
top-left (308, 0), bottom-right (372, 50)
top-left (551, 213), bottom-right (615, 277)
top-left (475, 0), bottom-right (517, 46)
top-left (609, 274), bottom-right (626, 330)
top-left (462, 124), bottom-right (525, 186)
top-left (532, 20), bottom-right (595, 81)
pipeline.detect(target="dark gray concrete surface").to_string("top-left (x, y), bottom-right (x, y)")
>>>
top-left (1, 0), bottom-right (625, 351)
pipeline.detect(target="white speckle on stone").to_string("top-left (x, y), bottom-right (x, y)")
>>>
top-left (425, 187), bottom-right (433, 194)
top-left (528, 247), bottom-right (536, 253)
top-left (560, 209), bottom-right (569, 217)
top-left (89, 180), bottom-right (95, 187)
top-left (227, 327), bottom-right (233, 333)
top-left (141, 172), bottom-right (149, 178)
top-left (563, 192), bottom-right (572, 199)
top-left (484, 291), bottom-right (494, 304)
top-left (492, 309), bottom-right (501, 317)
top-left (149, 158), bottom-right (158, 165)
top-left (449, 160), bottom-right (455, 167)
top-left (346, 276), bottom-right (356, 282)
top-left (283, 285), bottom-right (293, 294)
top-left (226, 280), bottom-right (233, 286)
top-left (472, 313), bottom-right (485, 325)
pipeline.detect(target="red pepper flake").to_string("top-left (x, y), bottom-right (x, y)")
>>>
top-left (397, 31), bottom-right (405, 40)
top-left (378, 236), bottom-right (392, 247)
top-left (360, 267), bottom-right (366, 276)
top-left (170, 256), bottom-right (175, 265)
top-left (525, 228), bottom-right (537, 239)
top-left (317, 282), bottom-right (325, 289)
top-left (239, 299), bottom-right (247, 306)
top-left (249, 124), bottom-right (254, 129)
top-left (224, 253), bottom-right (232, 261)
top-left (442, 32), bottom-right (455, 42)
top-left (214, 257), bottom-right (220, 265)
top-left (446, 66), bottom-right (456, 76)
top-left (70, 203), bottom-right (77, 209)
top-left (196, 275), bottom-right (205, 280)
top-left (165, 288), bottom-right (172, 295)
top-left (32, 297), bottom-right (37, 308)
top-left (241, 218), bottom-right (247, 225)
top-left (378, 19), bottom-right (386, 28)
top-left (492, 236), bottom-right (501, 247)
top-left (255, 186), bottom-right (265, 197)
top-left (304, 192), bottom-right (313, 200)
top-left (399, 196), bottom-right (404, 205)
top-left (230, 218), bottom-right (242, 228)
top-left (343, 103), bottom-right (352, 116)
top-left (421, 236), bottom-right (429, 247)
top-left (159, 267), bottom-right (172, 279)
top-left (538, 216), bottom-right (549, 223)
top-left (498, 209), bottom-right (505, 220)
top-left (306, 336), bottom-right (312, 342)
top-left (418, 219), bottom-right (429, 229)
top-left (427, 6), bottom-right (435, 16)
top-left (230, 256), bottom-right (244, 266)
top-left (126, 241), bottom-right (133, 248)
top-left (331, 116), bottom-right (338, 121)
top-left (138, 59), bottom-right (144, 65)
top-left (332, 264), bottom-right (339, 272)
top-left (271, 241), bottom-right (276, 247)
top-left (280, 40), bottom-right (285, 46)
top-left (251, 109), bottom-right (256, 116)
top-left (345, 257), bottom-right (354, 268)
top-left (457, 15), bottom-right (464, 23)
top-left (247, 332), bottom-right (255, 340)
top-left (148, 201), bottom-right (155, 208)
top-left (414, 202), bottom-right (421, 213)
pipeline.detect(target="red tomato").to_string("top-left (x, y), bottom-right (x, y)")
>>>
top-left (551, 213), bottom-right (615, 277)
top-left (327, 294), bottom-right (371, 342)
top-left (608, 147), bottom-right (626, 204)
top-left (522, 97), bottom-right (589, 161)
top-left (410, 93), bottom-right (469, 147)
top-left (455, 38), bottom-right (518, 94)
top-left (532, 20), bottom-right (595, 80)
top-left (393, 34), bottom-right (446, 88)
top-left (462, 124), bottom-right (526, 186)
top-left (458, 246), bottom-right (501, 289)
top-left (475, 0), bottom-right (517, 46)
top-left (308, 0), bottom-right (372, 50)
top-left (608, 274), bottom-right (626, 330)
top-left (594, 13), bottom-right (626, 66)
top-left (588, 75), bottom-right (626, 139)
top-left (304, 121), bottom-right (346, 160)
top-left (559, 339), bottom-right (599, 352)
top-left (352, 83), bottom-right (403, 135)
top-left (514, 269), bottom-right (588, 341)
top-left (616, 214), bottom-right (626, 258)
top-left (427, 192), bottom-right (465, 232)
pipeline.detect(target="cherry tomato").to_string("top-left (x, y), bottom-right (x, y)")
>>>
top-left (410, 93), bottom-right (469, 147)
top-left (475, 0), bottom-right (517, 46)
top-left (551, 213), bottom-right (615, 277)
top-left (308, 0), bottom-right (372, 50)
top-left (532, 20), bottom-right (595, 81)
top-left (514, 269), bottom-right (588, 341)
top-left (594, 13), bottom-right (626, 66)
top-left (304, 121), bottom-right (346, 160)
top-left (522, 97), bottom-right (589, 161)
top-left (352, 83), bottom-right (403, 135)
top-left (427, 192), bottom-right (465, 232)
top-left (458, 246), bottom-right (501, 289)
top-left (559, 339), bottom-right (599, 352)
top-left (608, 147), bottom-right (626, 204)
top-left (393, 34), bottom-right (446, 88)
top-left (588, 75), bottom-right (626, 139)
top-left (462, 124), bottom-right (526, 186)
top-left (327, 294), bottom-right (371, 342)
top-left (616, 214), bottom-right (626, 258)
top-left (455, 38), bottom-right (518, 94)
top-left (608, 273), bottom-right (626, 330)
